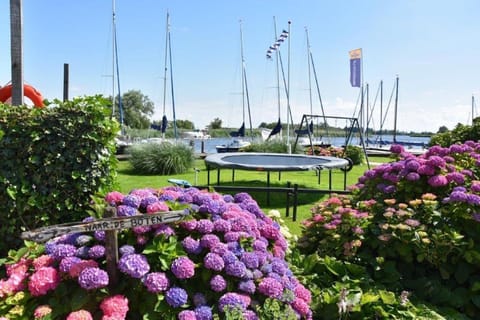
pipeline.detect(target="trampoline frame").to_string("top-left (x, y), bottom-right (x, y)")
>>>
top-left (204, 152), bottom-right (351, 208)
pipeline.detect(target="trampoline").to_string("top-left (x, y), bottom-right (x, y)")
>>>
top-left (204, 152), bottom-right (349, 171)
top-left (203, 153), bottom-right (351, 220)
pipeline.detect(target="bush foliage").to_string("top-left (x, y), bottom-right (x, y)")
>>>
top-left (128, 142), bottom-right (194, 175)
top-left (0, 96), bottom-right (118, 256)
top-left (296, 142), bottom-right (480, 319)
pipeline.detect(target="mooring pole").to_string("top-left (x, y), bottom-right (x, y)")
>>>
top-left (10, 0), bottom-right (24, 105)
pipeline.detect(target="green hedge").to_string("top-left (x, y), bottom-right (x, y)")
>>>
top-left (0, 96), bottom-right (118, 255)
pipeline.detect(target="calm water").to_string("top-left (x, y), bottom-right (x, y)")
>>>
top-left (190, 135), bottom-right (431, 154)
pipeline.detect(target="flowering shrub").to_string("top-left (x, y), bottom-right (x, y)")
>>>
top-left (305, 145), bottom-right (364, 165)
top-left (297, 142), bottom-right (480, 318)
top-left (0, 187), bottom-right (311, 319)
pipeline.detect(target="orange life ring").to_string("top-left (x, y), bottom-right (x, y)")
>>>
top-left (0, 84), bottom-right (44, 108)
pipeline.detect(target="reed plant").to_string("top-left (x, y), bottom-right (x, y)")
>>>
top-left (128, 142), bottom-right (194, 175)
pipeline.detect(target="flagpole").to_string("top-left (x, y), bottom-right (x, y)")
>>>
top-left (286, 20), bottom-right (291, 153)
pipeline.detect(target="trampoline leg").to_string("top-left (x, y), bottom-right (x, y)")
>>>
top-left (217, 169), bottom-right (220, 185)
top-left (285, 181), bottom-right (291, 217)
top-left (267, 172), bottom-right (271, 206)
top-left (329, 170), bottom-right (332, 193)
top-left (292, 184), bottom-right (298, 222)
top-left (278, 171), bottom-right (281, 181)
top-left (207, 167), bottom-right (211, 185)
top-left (232, 169), bottom-right (235, 184)
top-left (318, 169), bottom-right (321, 184)
top-left (343, 169), bottom-right (347, 190)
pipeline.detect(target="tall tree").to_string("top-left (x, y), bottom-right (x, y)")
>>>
top-left (209, 117), bottom-right (222, 129)
top-left (112, 90), bottom-right (154, 129)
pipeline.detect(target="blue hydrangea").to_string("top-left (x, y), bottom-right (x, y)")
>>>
top-left (165, 286), bottom-right (188, 308)
top-left (78, 267), bottom-right (109, 290)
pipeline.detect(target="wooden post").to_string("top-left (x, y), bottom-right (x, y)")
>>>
top-left (63, 63), bottom-right (69, 101)
top-left (104, 207), bottom-right (119, 289)
top-left (10, 0), bottom-right (24, 106)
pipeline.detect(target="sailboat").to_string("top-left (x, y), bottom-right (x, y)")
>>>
top-left (110, 0), bottom-right (131, 154)
top-left (216, 21), bottom-right (252, 153)
top-left (364, 76), bottom-right (426, 156)
top-left (149, 12), bottom-right (178, 142)
top-left (295, 27), bottom-right (330, 149)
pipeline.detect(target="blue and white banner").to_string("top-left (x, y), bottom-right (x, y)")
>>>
top-left (349, 48), bottom-right (362, 87)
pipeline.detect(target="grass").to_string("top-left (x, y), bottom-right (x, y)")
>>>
top-left (114, 156), bottom-right (392, 236)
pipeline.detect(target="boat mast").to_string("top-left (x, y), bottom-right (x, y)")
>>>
top-left (305, 27), bottom-right (329, 139)
top-left (161, 12), bottom-right (169, 139)
top-left (112, 0), bottom-right (124, 134)
top-left (167, 15), bottom-right (177, 140)
top-left (111, 0), bottom-right (116, 117)
top-left (239, 20), bottom-right (253, 137)
top-left (393, 75), bottom-right (399, 143)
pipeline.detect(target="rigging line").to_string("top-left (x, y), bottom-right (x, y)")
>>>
top-left (239, 19), bottom-right (253, 137)
top-left (309, 50), bottom-right (329, 138)
top-left (168, 22), bottom-right (177, 140)
top-left (162, 12), bottom-right (169, 117)
top-left (366, 81), bottom-right (381, 131)
top-left (113, 1), bottom-right (124, 133)
top-left (381, 78), bottom-right (396, 130)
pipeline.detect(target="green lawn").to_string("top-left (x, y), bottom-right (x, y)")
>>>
top-left (114, 156), bottom-right (391, 236)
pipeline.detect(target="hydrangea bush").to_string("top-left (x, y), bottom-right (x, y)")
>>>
top-left (297, 142), bottom-right (480, 318)
top-left (0, 187), bottom-right (312, 319)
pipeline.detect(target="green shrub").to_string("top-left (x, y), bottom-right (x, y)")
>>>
top-left (243, 140), bottom-right (302, 154)
top-left (0, 96), bottom-right (118, 255)
top-left (128, 141), bottom-right (194, 175)
top-left (305, 145), bottom-right (364, 165)
top-left (295, 142), bottom-right (480, 319)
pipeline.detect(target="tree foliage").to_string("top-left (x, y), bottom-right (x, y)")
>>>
top-left (175, 119), bottom-right (195, 129)
top-left (430, 117), bottom-right (480, 147)
top-left (209, 117), bottom-right (222, 129)
top-left (112, 90), bottom-right (155, 129)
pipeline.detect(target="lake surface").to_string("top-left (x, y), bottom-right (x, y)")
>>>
top-left (189, 135), bottom-right (431, 155)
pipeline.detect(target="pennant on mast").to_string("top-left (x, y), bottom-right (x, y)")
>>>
top-left (266, 29), bottom-right (289, 59)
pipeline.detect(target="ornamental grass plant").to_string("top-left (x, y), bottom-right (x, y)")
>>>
top-left (128, 142), bottom-right (194, 175)
top-left (296, 141), bottom-right (480, 319)
top-left (0, 187), bottom-right (312, 319)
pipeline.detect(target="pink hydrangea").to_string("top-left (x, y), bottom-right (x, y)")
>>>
top-left (105, 191), bottom-right (124, 205)
top-left (66, 310), bottom-right (93, 320)
top-left (69, 259), bottom-right (99, 278)
top-left (171, 256), bottom-right (195, 279)
top-left (100, 294), bottom-right (129, 318)
top-left (32, 255), bottom-right (55, 270)
top-left (28, 266), bottom-right (60, 296)
top-left (34, 305), bottom-right (52, 319)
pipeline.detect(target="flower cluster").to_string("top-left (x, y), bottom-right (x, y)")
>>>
top-left (0, 186), bottom-right (311, 319)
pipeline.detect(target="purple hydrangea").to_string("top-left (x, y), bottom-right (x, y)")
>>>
top-left (196, 219), bottom-right (214, 233)
top-left (428, 175), bottom-right (449, 187)
top-left (258, 277), bottom-right (284, 298)
top-left (123, 194), bottom-right (141, 208)
top-left (118, 253), bottom-right (150, 278)
top-left (200, 234), bottom-right (221, 249)
top-left (142, 272), bottom-right (170, 293)
top-left (182, 236), bottom-right (202, 255)
top-left (78, 267), bottom-right (109, 290)
top-left (59, 256), bottom-right (82, 273)
top-left (50, 244), bottom-right (77, 260)
top-left (213, 219), bottom-right (232, 233)
top-left (238, 279), bottom-right (256, 294)
top-left (218, 292), bottom-right (249, 313)
top-left (119, 245), bottom-right (136, 256)
top-left (116, 205), bottom-right (138, 217)
top-left (195, 305), bottom-right (213, 320)
top-left (210, 275), bottom-right (227, 292)
top-left (240, 252), bottom-right (260, 269)
top-left (225, 260), bottom-right (247, 278)
top-left (165, 286), bottom-right (188, 308)
top-left (94, 230), bottom-right (105, 242)
top-left (203, 253), bottom-right (224, 271)
top-left (171, 257), bottom-right (195, 279)
top-left (88, 245), bottom-right (105, 259)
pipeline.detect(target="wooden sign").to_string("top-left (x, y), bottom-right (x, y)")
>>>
top-left (21, 210), bottom-right (188, 243)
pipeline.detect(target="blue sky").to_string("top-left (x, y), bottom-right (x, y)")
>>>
top-left (1, 1), bottom-right (479, 132)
